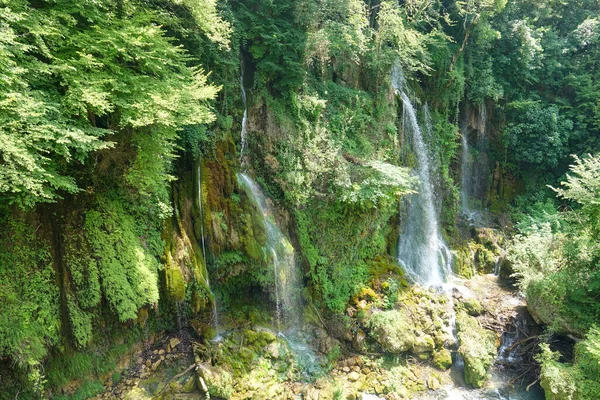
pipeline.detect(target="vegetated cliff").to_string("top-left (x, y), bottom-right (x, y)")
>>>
top-left (2, 0), bottom-right (600, 398)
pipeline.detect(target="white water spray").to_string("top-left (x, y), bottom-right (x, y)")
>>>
top-left (237, 173), bottom-right (300, 333)
top-left (392, 63), bottom-right (452, 286)
top-left (239, 64), bottom-right (248, 165)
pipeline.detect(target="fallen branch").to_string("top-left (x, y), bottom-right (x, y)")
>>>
top-left (156, 364), bottom-right (196, 396)
top-left (526, 378), bottom-right (540, 392)
top-left (506, 335), bottom-right (539, 352)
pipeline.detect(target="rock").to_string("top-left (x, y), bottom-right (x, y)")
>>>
top-left (314, 327), bottom-right (328, 339)
top-left (461, 298), bottom-right (484, 316)
top-left (412, 335), bottom-right (435, 355)
top-left (197, 362), bottom-right (233, 399)
top-left (347, 307), bottom-right (357, 317)
top-left (264, 342), bottom-right (280, 359)
top-left (145, 359), bottom-right (152, 368)
top-left (257, 329), bottom-right (277, 345)
top-left (540, 358), bottom-right (576, 400)
top-left (151, 359), bottom-right (162, 371)
top-left (302, 387), bottom-right (320, 400)
top-left (456, 311), bottom-right (497, 388)
top-left (343, 366), bottom-right (351, 373)
top-left (432, 349), bottom-right (453, 370)
top-left (318, 336), bottom-right (339, 355)
top-left (158, 349), bottom-right (165, 355)
top-left (367, 309), bottom-right (415, 353)
top-left (348, 371), bottom-right (360, 382)
top-left (190, 319), bottom-right (217, 340)
top-left (427, 375), bottom-right (441, 391)
top-left (352, 329), bottom-right (366, 351)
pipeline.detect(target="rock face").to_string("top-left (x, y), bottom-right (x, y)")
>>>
top-left (456, 311), bottom-right (498, 388)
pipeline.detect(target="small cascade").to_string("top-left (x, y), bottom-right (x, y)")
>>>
top-left (494, 256), bottom-right (501, 276)
top-left (460, 102), bottom-right (490, 224)
top-left (392, 63), bottom-right (452, 286)
top-left (237, 173), bottom-right (300, 333)
top-left (239, 63), bottom-right (248, 165)
top-left (198, 163), bottom-right (222, 341)
top-left (460, 125), bottom-right (473, 217)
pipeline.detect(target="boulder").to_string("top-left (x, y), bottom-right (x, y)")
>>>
top-left (432, 349), bottom-right (453, 370)
top-left (368, 309), bottom-right (415, 353)
top-left (456, 311), bottom-right (497, 388)
top-left (352, 329), bottom-right (366, 351)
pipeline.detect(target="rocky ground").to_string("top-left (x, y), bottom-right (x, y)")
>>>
top-left (91, 274), bottom-right (538, 400)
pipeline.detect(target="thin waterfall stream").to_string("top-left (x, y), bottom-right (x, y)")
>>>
top-left (393, 63), bottom-right (451, 286)
top-left (198, 163), bottom-right (222, 341)
top-left (237, 173), bottom-right (300, 333)
top-left (239, 63), bottom-right (248, 165)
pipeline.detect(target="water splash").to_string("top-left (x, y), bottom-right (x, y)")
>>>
top-left (198, 163), bottom-right (222, 341)
top-left (237, 173), bottom-right (300, 333)
top-left (239, 62), bottom-right (248, 165)
top-left (392, 63), bottom-right (452, 287)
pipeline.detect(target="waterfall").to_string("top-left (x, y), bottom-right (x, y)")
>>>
top-left (461, 102), bottom-right (489, 223)
top-left (392, 63), bottom-right (451, 287)
top-left (239, 64), bottom-right (248, 164)
top-left (198, 163), bottom-right (222, 341)
top-left (460, 125), bottom-right (473, 216)
top-left (422, 103), bottom-right (443, 214)
top-left (237, 173), bottom-right (300, 333)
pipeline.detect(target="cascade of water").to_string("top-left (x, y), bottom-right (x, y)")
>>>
top-left (461, 102), bottom-right (490, 223)
top-left (392, 63), bottom-right (452, 286)
top-left (239, 63), bottom-right (248, 165)
top-left (198, 163), bottom-right (222, 341)
top-left (237, 173), bottom-right (300, 333)
top-left (494, 256), bottom-right (501, 276)
top-left (422, 103), bottom-right (444, 214)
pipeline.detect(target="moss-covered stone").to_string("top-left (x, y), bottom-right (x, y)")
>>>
top-left (452, 248), bottom-right (475, 279)
top-left (456, 311), bottom-right (497, 388)
top-left (540, 358), bottom-right (576, 400)
top-left (432, 349), bottom-right (453, 370)
top-left (461, 298), bottom-right (484, 316)
top-left (368, 309), bottom-right (415, 353)
top-left (474, 244), bottom-right (497, 274)
top-left (197, 363), bottom-right (233, 399)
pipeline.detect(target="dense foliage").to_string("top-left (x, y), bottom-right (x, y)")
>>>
top-left (1, 0), bottom-right (600, 398)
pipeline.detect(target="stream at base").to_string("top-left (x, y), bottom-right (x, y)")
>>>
top-left (412, 276), bottom-right (545, 400)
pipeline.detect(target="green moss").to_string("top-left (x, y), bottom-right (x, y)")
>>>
top-left (165, 263), bottom-right (186, 302)
top-left (461, 298), bottom-right (484, 316)
top-left (368, 309), bottom-right (415, 353)
top-left (432, 349), bottom-right (453, 370)
top-left (452, 248), bottom-right (475, 279)
top-left (456, 311), bottom-right (497, 388)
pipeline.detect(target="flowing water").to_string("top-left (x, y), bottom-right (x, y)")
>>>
top-left (460, 125), bottom-right (473, 217)
top-left (237, 173), bottom-right (301, 333)
top-left (198, 163), bottom-right (222, 341)
top-left (239, 64), bottom-right (249, 165)
top-left (393, 64), bottom-right (452, 286)
top-left (460, 103), bottom-right (490, 224)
